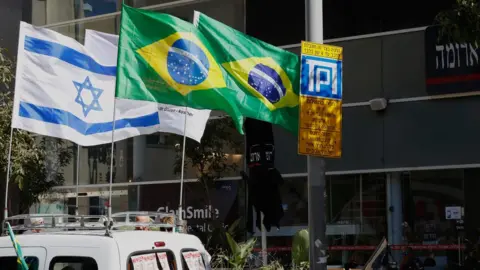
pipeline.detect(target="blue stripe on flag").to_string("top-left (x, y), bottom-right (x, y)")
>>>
top-left (19, 102), bottom-right (159, 135)
top-left (24, 36), bottom-right (117, 76)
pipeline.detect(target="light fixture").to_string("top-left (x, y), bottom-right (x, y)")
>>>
top-left (369, 98), bottom-right (388, 111)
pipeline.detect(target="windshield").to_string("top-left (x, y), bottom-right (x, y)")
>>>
top-left (0, 256), bottom-right (39, 270)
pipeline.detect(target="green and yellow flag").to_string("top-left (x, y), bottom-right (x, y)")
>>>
top-left (6, 222), bottom-right (29, 270)
top-left (115, 5), bottom-right (300, 134)
top-left (193, 11), bottom-right (300, 133)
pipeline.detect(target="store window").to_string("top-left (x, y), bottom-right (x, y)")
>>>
top-left (251, 176), bottom-right (307, 267)
top-left (260, 174), bottom-right (387, 267)
top-left (402, 169), bottom-right (465, 269)
top-left (327, 173), bottom-right (387, 266)
top-left (33, 185), bottom-right (131, 216)
top-left (59, 139), bottom-right (131, 187)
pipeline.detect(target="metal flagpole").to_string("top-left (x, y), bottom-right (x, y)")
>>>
top-left (3, 127), bottom-right (14, 220)
top-left (107, 99), bottom-right (118, 219)
top-left (75, 144), bottom-right (81, 216)
top-left (305, 0), bottom-right (327, 269)
top-left (178, 107), bottom-right (188, 222)
top-left (261, 213), bottom-right (268, 265)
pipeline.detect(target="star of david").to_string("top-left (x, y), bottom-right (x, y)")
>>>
top-left (73, 76), bottom-right (103, 117)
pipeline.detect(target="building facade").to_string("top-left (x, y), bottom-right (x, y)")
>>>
top-left (1, 0), bottom-right (479, 267)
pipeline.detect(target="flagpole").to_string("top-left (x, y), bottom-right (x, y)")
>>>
top-left (107, 99), bottom-right (117, 219)
top-left (3, 127), bottom-right (14, 220)
top-left (178, 107), bottom-right (188, 222)
top-left (75, 144), bottom-right (81, 216)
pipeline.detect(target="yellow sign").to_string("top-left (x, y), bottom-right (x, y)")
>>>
top-left (298, 41), bottom-right (343, 158)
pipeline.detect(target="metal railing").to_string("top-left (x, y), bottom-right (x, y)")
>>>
top-left (1, 211), bottom-right (183, 236)
top-left (1, 213), bottom-right (108, 234)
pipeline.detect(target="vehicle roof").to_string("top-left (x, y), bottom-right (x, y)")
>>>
top-left (0, 230), bottom-right (205, 254)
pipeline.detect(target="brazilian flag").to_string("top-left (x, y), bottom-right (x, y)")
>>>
top-left (6, 223), bottom-right (29, 270)
top-left (115, 5), bottom-right (300, 134)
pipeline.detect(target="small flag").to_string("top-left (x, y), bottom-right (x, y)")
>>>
top-left (84, 29), bottom-right (210, 142)
top-left (12, 22), bottom-right (164, 146)
top-left (6, 222), bottom-right (29, 270)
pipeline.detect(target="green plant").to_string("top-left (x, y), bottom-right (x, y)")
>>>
top-left (213, 232), bottom-right (256, 269)
top-left (260, 260), bottom-right (284, 270)
top-left (0, 48), bottom-right (14, 88)
top-left (294, 262), bottom-right (310, 270)
top-left (291, 229), bottom-right (309, 267)
top-left (435, 0), bottom-right (480, 43)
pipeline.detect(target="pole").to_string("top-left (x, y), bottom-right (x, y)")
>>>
top-left (107, 99), bottom-right (118, 219)
top-left (178, 106), bottom-right (188, 221)
top-left (75, 144), bottom-right (81, 216)
top-left (305, 0), bottom-right (327, 269)
top-left (261, 213), bottom-right (268, 266)
top-left (3, 127), bottom-right (14, 220)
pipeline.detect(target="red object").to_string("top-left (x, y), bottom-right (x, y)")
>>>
top-left (253, 244), bottom-right (465, 252)
top-left (426, 73), bottom-right (480, 85)
top-left (154, 241), bottom-right (166, 247)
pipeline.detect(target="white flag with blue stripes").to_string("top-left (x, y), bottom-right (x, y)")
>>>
top-left (12, 22), bottom-right (208, 146)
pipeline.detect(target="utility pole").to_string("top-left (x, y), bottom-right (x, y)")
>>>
top-left (305, 0), bottom-right (327, 269)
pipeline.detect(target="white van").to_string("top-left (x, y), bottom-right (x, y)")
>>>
top-left (0, 212), bottom-right (211, 270)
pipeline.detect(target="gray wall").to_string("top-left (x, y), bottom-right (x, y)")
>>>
top-left (0, 0), bottom-right (27, 58)
top-left (275, 29), bottom-right (480, 173)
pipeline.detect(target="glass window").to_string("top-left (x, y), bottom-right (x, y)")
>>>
top-left (49, 256), bottom-right (98, 270)
top-left (181, 249), bottom-right (206, 270)
top-left (146, 133), bottom-right (169, 148)
top-left (402, 169), bottom-right (465, 269)
top-left (0, 256), bottom-right (39, 270)
top-left (260, 174), bottom-right (386, 267)
top-left (34, 185), bottom-right (131, 216)
top-left (59, 139), bottom-right (131, 187)
top-left (32, 0), bottom-right (123, 26)
top-left (279, 177), bottom-right (308, 227)
top-left (143, 118), bottom-right (244, 181)
top-left (127, 250), bottom-right (177, 270)
top-left (327, 173), bottom-right (387, 266)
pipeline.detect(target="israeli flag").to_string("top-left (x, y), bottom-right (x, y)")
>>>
top-left (12, 22), bottom-right (207, 146)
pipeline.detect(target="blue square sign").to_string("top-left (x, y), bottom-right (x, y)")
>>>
top-left (300, 55), bottom-right (343, 100)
